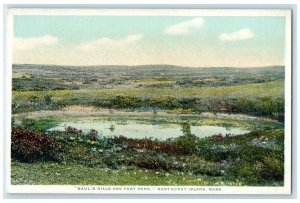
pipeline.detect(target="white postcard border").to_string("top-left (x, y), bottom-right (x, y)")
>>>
top-left (5, 8), bottom-right (292, 195)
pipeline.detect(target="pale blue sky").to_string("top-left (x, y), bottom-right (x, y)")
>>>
top-left (13, 15), bottom-right (286, 67)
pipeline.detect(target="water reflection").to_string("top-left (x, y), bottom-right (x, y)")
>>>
top-left (109, 124), bottom-right (115, 132)
top-left (181, 122), bottom-right (192, 136)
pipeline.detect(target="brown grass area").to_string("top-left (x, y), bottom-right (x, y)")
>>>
top-left (62, 105), bottom-right (97, 111)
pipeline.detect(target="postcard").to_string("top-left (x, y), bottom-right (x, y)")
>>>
top-left (5, 8), bottom-right (292, 194)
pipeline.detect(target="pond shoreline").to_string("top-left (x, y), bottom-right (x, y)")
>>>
top-left (13, 108), bottom-right (278, 123)
top-left (48, 119), bottom-right (251, 140)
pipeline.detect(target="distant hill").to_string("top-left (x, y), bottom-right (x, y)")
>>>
top-left (12, 64), bottom-right (285, 79)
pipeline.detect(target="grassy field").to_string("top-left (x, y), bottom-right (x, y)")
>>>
top-left (12, 80), bottom-right (285, 121)
top-left (11, 161), bottom-right (244, 186)
top-left (13, 80), bottom-right (283, 101)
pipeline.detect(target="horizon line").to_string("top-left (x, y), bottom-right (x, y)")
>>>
top-left (12, 63), bottom-right (285, 69)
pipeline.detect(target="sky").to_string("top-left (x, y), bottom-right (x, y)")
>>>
top-left (13, 15), bottom-right (286, 67)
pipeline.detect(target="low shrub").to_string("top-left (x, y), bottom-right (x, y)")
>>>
top-left (88, 129), bottom-right (99, 141)
top-left (11, 127), bottom-right (61, 162)
top-left (113, 135), bottom-right (196, 155)
top-left (127, 154), bottom-right (175, 171)
top-left (255, 156), bottom-right (284, 181)
top-left (66, 126), bottom-right (82, 134)
top-left (191, 162), bottom-right (223, 176)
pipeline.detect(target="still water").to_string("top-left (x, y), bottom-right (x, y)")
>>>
top-left (48, 118), bottom-right (250, 140)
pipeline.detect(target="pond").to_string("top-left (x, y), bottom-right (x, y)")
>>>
top-left (48, 117), bottom-right (250, 140)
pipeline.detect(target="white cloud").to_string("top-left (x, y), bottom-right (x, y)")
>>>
top-left (164, 17), bottom-right (204, 35)
top-left (219, 28), bottom-right (254, 41)
top-left (14, 35), bottom-right (58, 50)
top-left (79, 34), bottom-right (143, 51)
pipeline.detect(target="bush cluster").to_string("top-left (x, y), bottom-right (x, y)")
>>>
top-left (11, 127), bottom-right (61, 162)
top-left (11, 125), bottom-right (284, 185)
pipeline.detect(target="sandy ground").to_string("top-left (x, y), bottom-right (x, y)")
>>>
top-left (13, 106), bottom-right (275, 122)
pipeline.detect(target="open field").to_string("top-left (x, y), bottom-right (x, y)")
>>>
top-left (13, 80), bottom-right (283, 100)
top-left (11, 161), bottom-right (244, 186)
top-left (12, 80), bottom-right (284, 120)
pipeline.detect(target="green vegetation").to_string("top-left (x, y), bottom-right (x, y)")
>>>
top-left (11, 64), bottom-right (285, 186)
top-left (11, 161), bottom-right (243, 186)
top-left (11, 126), bottom-right (284, 186)
top-left (12, 81), bottom-right (284, 120)
top-left (17, 117), bottom-right (58, 131)
top-left (12, 65), bottom-right (284, 120)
